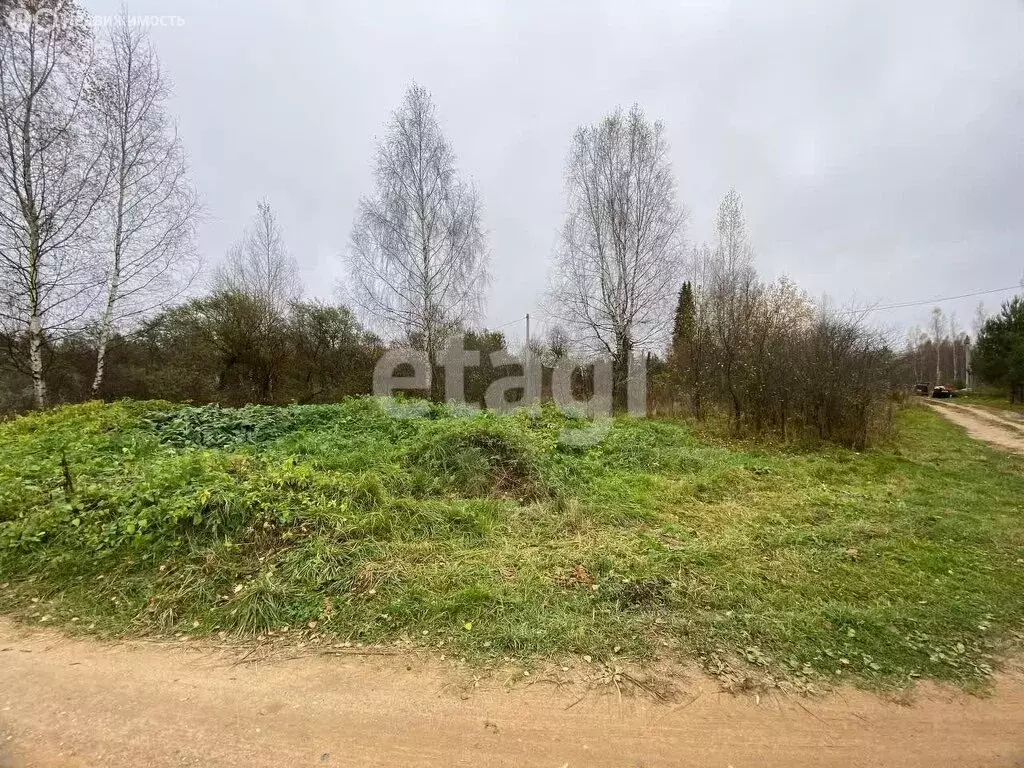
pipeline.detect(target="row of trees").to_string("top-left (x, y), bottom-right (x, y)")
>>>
top-left (0, 194), bottom-right (379, 408)
top-left (904, 306), bottom-right (978, 388)
top-left (0, 3), bottom-right (903, 448)
top-left (0, 3), bottom-right (198, 409)
top-left (901, 295), bottom-right (1024, 402)
top-left (0, 3), bottom-right (677, 416)
top-left (336, 91), bottom-right (898, 445)
top-left (23, 294), bottom-right (382, 408)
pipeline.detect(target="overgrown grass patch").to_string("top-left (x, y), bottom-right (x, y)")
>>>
top-left (955, 392), bottom-right (1024, 414)
top-left (1, 399), bottom-right (1023, 689)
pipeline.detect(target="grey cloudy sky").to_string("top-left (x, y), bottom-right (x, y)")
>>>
top-left (84, 0), bottom-right (1023, 343)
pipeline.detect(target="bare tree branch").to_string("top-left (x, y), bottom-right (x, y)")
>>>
top-left (216, 199), bottom-right (300, 313)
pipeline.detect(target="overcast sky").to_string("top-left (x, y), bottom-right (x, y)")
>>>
top-left (82, 0), bottom-right (1023, 343)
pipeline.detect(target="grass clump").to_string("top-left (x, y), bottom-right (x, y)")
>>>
top-left (1, 398), bottom-right (1023, 690)
top-left (406, 417), bottom-right (549, 501)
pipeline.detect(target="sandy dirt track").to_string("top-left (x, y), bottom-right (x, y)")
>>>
top-left (2, 620), bottom-right (1023, 768)
top-left (927, 401), bottom-right (1024, 455)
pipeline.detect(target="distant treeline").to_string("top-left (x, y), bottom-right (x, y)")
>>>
top-left (0, 297), bottom-right (521, 412)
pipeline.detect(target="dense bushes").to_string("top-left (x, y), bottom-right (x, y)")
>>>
top-left (0, 293), bottom-right (532, 417)
top-left (657, 193), bottom-right (897, 448)
top-left (0, 294), bottom-right (386, 414)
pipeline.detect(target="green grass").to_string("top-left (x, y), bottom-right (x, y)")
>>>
top-left (956, 392), bottom-right (1024, 414)
top-left (1, 398), bottom-right (1023, 689)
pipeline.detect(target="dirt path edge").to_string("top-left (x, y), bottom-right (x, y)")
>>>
top-left (2, 619), bottom-right (1024, 768)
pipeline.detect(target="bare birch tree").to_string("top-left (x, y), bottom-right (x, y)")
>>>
top-left (906, 325), bottom-right (927, 382)
top-left (89, 13), bottom-right (199, 395)
top-left (346, 84), bottom-right (488, 396)
top-left (0, 1), bottom-right (109, 408)
top-left (216, 200), bottom-right (300, 312)
top-left (972, 302), bottom-right (987, 339)
top-left (706, 187), bottom-right (760, 429)
top-left (548, 104), bottom-right (684, 409)
top-left (213, 200), bottom-right (300, 399)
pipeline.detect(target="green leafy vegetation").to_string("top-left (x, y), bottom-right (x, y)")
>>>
top-left (2, 399), bottom-right (1023, 689)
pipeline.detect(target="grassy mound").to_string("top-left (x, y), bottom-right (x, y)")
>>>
top-left (405, 418), bottom-right (549, 501)
top-left (2, 398), bottom-right (1024, 688)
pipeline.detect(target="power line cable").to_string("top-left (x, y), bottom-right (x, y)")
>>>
top-left (488, 283), bottom-right (1020, 326)
top-left (490, 315), bottom-right (527, 330)
top-left (842, 284), bottom-right (1020, 314)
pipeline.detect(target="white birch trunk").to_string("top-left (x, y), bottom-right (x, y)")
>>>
top-left (28, 312), bottom-right (47, 409)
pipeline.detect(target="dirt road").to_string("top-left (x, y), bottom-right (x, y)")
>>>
top-left (927, 401), bottom-right (1024, 454)
top-left (2, 620), bottom-right (1023, 768)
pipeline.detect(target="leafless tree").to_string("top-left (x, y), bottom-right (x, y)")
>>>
top-left (706, 188), bottom-right (759, 429)
top-left (543, 324), bottom-right (571, 363)
top-left (213, 200), bottom-right (300, 399)
top-left (216, 200), bottom-right (300, 313)
top-left (346, 84), bottom-right (488, 396)
top-left (0, 1), bottom-right (109, 408)
top-left (971, 301), bottom-right (987, 339)
top-left (906, 325), bottom-right (927, 382)
top-left (90, 12), bottom-right (200, 395)
top-left (548, 104), bottom-right (684, 409)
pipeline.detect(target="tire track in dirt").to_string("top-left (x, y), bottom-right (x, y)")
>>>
top-left (927, 401), bottom-right (1024, 455)
top-left (965, 404), bottom-right (1024, 431)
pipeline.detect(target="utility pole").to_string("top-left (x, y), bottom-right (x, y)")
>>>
top-left (525, 313), bottom-right (530, 347)
top-left (965, 338), bottom-right (972, 389)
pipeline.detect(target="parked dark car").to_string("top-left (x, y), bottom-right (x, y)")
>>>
top-left (931, 385), bottom-right (954, 399)
top-left (914, 383), bottom-right (930, 396)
